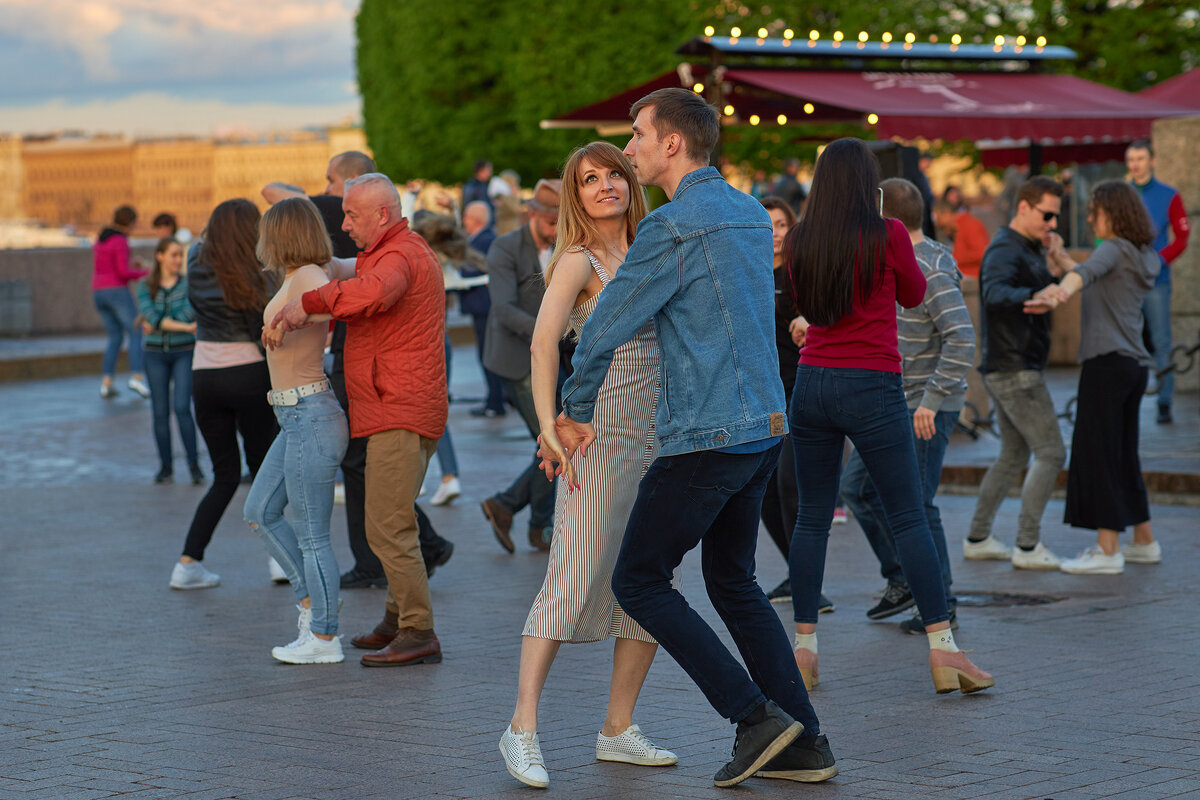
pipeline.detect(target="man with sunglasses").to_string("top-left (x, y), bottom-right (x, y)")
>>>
top-left (965, 176), bottom-right (1067, 571)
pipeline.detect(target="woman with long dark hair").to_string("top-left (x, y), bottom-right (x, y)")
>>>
top-left (169, 199), bottom-right (279, 590)
top-left (785, 138), bottom-right (993, 694)
top-left (1028, 181), bottom-right (1161, 575)
top-left (498, 142), bottom-right (675, 789)
top-left (136, 237), bottom-right (202, 485)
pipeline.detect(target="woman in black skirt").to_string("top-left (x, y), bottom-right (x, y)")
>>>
top-left (1025, 181), bottom-right (1160, 575)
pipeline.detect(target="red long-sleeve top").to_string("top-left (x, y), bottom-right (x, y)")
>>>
top-left (800, 218), bottom-right (927, 374)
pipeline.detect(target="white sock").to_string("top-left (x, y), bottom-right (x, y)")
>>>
top-left (927, 627), bottom-right (959, 653)
top-left (793, 632), bottom-right (817, 653)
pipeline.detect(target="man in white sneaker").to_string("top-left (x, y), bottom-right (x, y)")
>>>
top-left (966, 176), bottom-right (1066, 570)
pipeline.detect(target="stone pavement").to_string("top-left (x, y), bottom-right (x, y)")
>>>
top-left (2, 348), bottom-right (1199, 799)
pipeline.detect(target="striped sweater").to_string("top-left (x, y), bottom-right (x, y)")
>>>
top-left (897, 239), bottom-right (975, 413)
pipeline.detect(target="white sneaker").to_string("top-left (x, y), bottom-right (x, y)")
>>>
top-left (169, 560), bottom-right (220, 589)
top-left (128, 377), bottom-right (150, 398)
top-left (430, 477), bottom-right (461, 506)
top-left (1011, 542), bottom-right (1061, 570)
top-left (963, 536), bottom-right (1012, 561)
top-left (596, 724), bottom-right (677, 766)
top-left (500, 727), bottom-right (549, 788)
top-left (333, 483), bottom-right (345, 505)
top-left (1121, 541), bottom-right (1162, 564)
top-left (100, 382), bottom-right (117, 399)
top-left (271, 630), bottom-right (344, 664)
top-left (1060, 546), bottom-right (1125, 575)
top-left (268, 557), bottom-right (289, 584)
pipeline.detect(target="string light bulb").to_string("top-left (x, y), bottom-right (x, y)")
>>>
top-left (809, 29), bottom-right (819, 40)
top-left (867, 113), bottom-right (879, 125)
top-left (951, 34), bottom-right (962, 45)
top-left (693, 82), bottom-right (705, 93)
top-left (803, 102), bottom-right (815, 114)
top-left (749, 114), bottom-right (760, 126)
top-left (1036, 35), bottom-right (1047, 46)
top-left (858, 31), bottom-right (869, 42)
top-left (704, 25), bottom-right (715, 36)
top-left (994, 34), bottom-right (1005, 45)
top-left (1017, 35), bottom-right (1026, 45)
top-left (882, 32), bottom-right (893, 43)
top-left (777, 114), bottom-right (788, 125)
top-left (833, 30), bottom-right (844, 42)
top-left (723, 104), bottom-right (735, 116)
top-left (784, 29), bottom-right (794, 39)
top-left (731, 26), bottom-right (741, 37)
top-left (904, 32), bottom-right (916, 44)
top-left (757, 27), bottom-right (768, 38)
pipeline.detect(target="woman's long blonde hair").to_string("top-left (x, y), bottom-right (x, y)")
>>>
top-left (545, 142), bottom-right (646, 285)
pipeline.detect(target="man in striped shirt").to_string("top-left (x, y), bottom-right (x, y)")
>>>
top-left (840, 178), bottom-right (976, 632)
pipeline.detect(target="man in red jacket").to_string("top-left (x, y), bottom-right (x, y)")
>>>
top-left (271, 173), bottom-right (449, 667)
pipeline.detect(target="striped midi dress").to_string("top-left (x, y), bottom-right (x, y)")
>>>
top-left (522, 249), bottom-right (660, 644)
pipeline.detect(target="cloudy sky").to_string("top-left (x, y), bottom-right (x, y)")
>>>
top-left (0, 0), bottom-right (362, 136)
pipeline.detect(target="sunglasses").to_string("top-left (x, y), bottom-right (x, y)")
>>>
top-left (1033, 207), bottom-right (1059, 222)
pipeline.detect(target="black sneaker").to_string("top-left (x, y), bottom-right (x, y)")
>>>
top-left (755, 733), bottom-right (838, 783)
top-left (154, 469), bottom-right (173, 485)
top-left (340, 568), bottom-right (388, 589)
top-left (189, 463), bottom-right (205, 485)
top-left (766, 578), bottom-right (791, 604)
top-left (899, 608), bottom-right (958, 634)
top-left (712, 701), bottom-right (803, 787)
top-left (866, 582), bottom-right (915, 620)
top-left (1157, 406), bottom-right (1173, 425)
top-left (423, 541), bottom-right (454, 578)
top-left (817, 593), bottom-right (835, 614)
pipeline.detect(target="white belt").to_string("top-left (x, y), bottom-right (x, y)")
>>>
top-left (267, 379), bottom-right (332, 407)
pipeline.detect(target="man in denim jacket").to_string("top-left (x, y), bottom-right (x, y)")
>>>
top-left (555, 88), bottom-right (833, 787)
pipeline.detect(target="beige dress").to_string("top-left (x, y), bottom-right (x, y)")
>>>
top-left (522, 249), bottom-right (660, 643)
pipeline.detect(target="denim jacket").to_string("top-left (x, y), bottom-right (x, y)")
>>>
top-left (562, 166), bottom-right (787, 456)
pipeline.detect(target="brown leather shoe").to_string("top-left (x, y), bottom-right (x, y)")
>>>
top-left (360, 627), bottom-right (442, 667)
top-left (482, 498), bottom-right (515, 553)
top-left (350, 610), bottom-right (399, 650)
top-left (528, 527), bottom-right (550, 552)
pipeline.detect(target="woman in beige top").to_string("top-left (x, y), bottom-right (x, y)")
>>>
top-left (244, 197), bottom-right (349, 665)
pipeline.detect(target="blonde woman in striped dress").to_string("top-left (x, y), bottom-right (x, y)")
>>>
top-left (499, 142), bottom-right (675, 789)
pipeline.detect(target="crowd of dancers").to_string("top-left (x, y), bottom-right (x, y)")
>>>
top-left (88, 87), bottom-right (1184, 789)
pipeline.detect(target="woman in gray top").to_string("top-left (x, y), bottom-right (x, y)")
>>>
top-left (1025, 180), bottom-right (1161, 575)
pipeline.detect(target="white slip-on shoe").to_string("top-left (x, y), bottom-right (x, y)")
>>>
top-left (268, 557), bottom-right (289, 584)
top-left (169, 561), bottom-right (220, 590)
top-left (1060, 546), bottom-right (1125, 575)
top-left (1011, 542), bottom-right (1062, 570)
top-left (430, 477), bottom-right (461, 506)
top-left (271, 630), bottom-right (344, 664)
top-left (963, 536), bottom-right (1012, 561)
top-left (1121, 541), bottom-right (1162, 564)
top-left (500, 727), bottom-right (549, 788)
top-left (128, 377), bottom-right (150, 398)
top-left (596, 724), bottom-right (678, 766)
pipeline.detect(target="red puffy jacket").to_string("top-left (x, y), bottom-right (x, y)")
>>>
top-left (302, 220), bottom-right (447, 440)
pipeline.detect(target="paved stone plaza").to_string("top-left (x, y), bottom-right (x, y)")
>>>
top-left (2, 349), bottom-right (1199, 799)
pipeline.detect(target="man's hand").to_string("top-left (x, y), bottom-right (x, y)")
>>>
top-left (270, 298), bottom-right (312, 334)
top-left (554, 412), bottom-right (596, 463)
top-left (912, 407), bottom-right (936, 441)
top-left (1023, 283), bottom-right (1069, 315)
top-left (789, 315), bottom-right (809, 348)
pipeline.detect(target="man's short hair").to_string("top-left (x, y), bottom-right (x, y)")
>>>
top-left (630, 88), bottom-right (720, 164)
top-left (331, 151), bottom-right (376, 179)
top-left (1016, 175), bottom-right (1063, 208)
top-left (463, 201), bottom-right (491, 226)
top-left (344, 173), bottom-right (402, 212)
top-left (152, 212), bottom-right (177, 232)
top-left (1127, 138), bottom-right (1154, 158)
top-left (113, 205), bottom-right (137, 227)
top-left (880, 178), bottom-right (925, 232)
top-left (473, 158), bottom-right (491, 172)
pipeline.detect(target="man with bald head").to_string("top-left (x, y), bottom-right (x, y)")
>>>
top-left (271, 173), bottom-right (449, 667)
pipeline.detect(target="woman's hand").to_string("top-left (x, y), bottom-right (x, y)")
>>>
top-left (1024, 284), bottom-right (1069, 315)
top-left (536, 428), bottom-right (578, 491)
top-left (261, 322), bottom-right (286, 351)
top-left (555, 412), bottom-right (596, 470)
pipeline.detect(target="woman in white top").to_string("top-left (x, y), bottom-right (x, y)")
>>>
top-left (244, 197), bottom-right (349, 664)
top-left (499, 142), bottom-right (674, 789)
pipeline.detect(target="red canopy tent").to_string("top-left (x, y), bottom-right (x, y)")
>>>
top-left (1140, 67), bottom-right (1200, 110)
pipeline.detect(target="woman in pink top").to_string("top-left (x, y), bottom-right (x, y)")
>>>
top-left (244, 198), bottom-right (349, 665)
top-left (92, 204), bottom-right (149, 398)
top-left (784, 139), bottom-right (993, 695)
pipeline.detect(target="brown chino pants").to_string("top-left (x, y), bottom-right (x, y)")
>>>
top-left (365, 428), bottom-right (438, 630)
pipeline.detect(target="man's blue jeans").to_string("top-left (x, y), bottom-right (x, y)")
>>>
top-left (244, 390), bottom-right (349, 635)
top-left (611, 443), bottom-right (820, 732)
top-left (789, 366), bottom-right (949, 627)
top-left (1142, 281), bottom-right (1173, 409)
top-left (840, 408), bottom-right (957, 611)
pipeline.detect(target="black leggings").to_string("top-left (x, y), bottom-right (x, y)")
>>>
top-left (182, 361), bottom-right (278, 560)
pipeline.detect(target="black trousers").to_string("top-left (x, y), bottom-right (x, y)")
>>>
top-left (1064, 353), bottom-right (1150, 531)
top-left (183, 361), bottom-right (278, 560)
top-left (760, 432), bottom-right (798, 559)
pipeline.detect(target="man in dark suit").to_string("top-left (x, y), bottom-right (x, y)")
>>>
top-left (479, 179), bottom-right (561, 553)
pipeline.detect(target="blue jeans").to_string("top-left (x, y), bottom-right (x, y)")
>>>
top-left (611, 443), bottom-right (820, 732)
top-left (788, 366), bottom-right (949, 627)
top-left (93, 287), bottom-right (143, 375)
top-left (840, 409), bottom-right (956, 611)
top-left (1142, 281), bottom-right (1173, 409)
top-left (434, 333), bottom-right (459, 477)
top-left (244, 390), bottom-right (349, 635)
top-left (143, 348), bottom-right (199, 471)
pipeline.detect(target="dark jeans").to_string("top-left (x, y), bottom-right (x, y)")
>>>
top-left (93, 287), bottom-right (143, 375)
top-left (472, 314), bottom-right (507, 413)
top-left (182, 362), bottom-right (278, 561)
top-left (760, 432), bottom-right (797, 560)
top-left (493, 372), bottom-right (561, 531)
top-left (789, 366), bottom-right (949, 627)
top-left (144, 348), bottom-right (199, 472)
top-left (840, 408), bottom-right (956, 610)
top-left (611, 443), bottom-right (820, 732)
